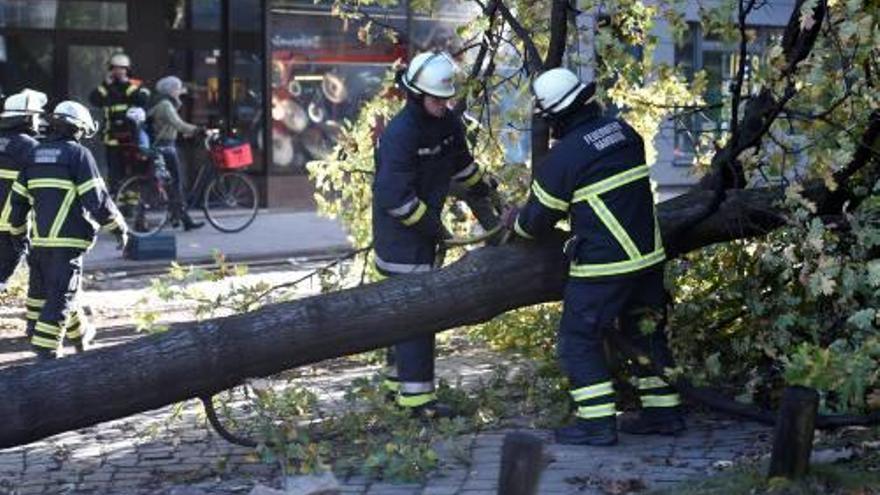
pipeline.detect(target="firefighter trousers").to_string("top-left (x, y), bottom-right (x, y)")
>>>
top-left (559, 267), bottom-right (680, 421)
top-left (378, 270), bottom-right (436, 408)
top-left (25, 248), bottom-right (90, 353)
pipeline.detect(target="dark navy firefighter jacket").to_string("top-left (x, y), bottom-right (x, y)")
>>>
top-left (514, 108), bottom-right (665, 279)
top-left (0, 131), bottom-right (39, 235)
top-left (9, 136), bottom-right (125, 250)
top-left (372, 101), bottom-right (487, 274)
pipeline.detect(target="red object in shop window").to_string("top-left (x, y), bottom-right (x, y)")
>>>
top-left (212, 141), bottom-right (254, 170)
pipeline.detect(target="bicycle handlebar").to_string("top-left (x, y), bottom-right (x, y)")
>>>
top-left (202, 128), bottom-right (221, 150)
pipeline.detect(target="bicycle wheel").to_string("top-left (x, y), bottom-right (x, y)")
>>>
top-left (115, 175), bottom-right (170, 237)
top-left (202, 171), bottom-right (258, 233)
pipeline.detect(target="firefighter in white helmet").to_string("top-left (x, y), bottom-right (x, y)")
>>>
top-left (0, 89), bottom-right (47, 292)
top-left (371, 51), bottom-right (495, 418)
top-left (88, 52), bottom-right (150, 193)
top-left (505, 67), bottom-right (684, 445)
top-left (8, 100), bottom-right (128, 360)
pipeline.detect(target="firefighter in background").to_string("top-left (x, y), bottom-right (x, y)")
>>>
top-left (0, 89), bottom-right (47, 292)
top-left (88, 52), bottom-right (151, 193)
top-left (8, 101), bottom-right (129, 360)
top-left (507, 68), bottom-right (685, 445)
top-left (372, 51), bottom-right (493, 418)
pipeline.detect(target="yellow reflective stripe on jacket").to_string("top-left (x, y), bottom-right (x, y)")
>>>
top-left (31, 238), bottom-right (93, 250)
top-left (570, 381), bottom-right (614, 402)
top-left (26, 311), bottom-right (40, 321)
top-left (0, 194), bottom-right (12, 227)
top-left (97, 85), bottom-right (108, 97)
top-left (77, 178), bottom-right (105, 195)
top-left (572, 164), bottom-right (650, 201)
top-left (110, 104), bottom-right (129, 113)
top-left (400, 201), bottom-right (427, 226)
top-left (26, 297), bottom-right (45, 307)
top-left (641, 394), bottom-right (681, 408)
top-left (7, 224), bottom-right (27, 235)
top-left (125, 84), bottom-right (140, 96)
top-left (568, 164), bottom-right (665, 278)
top-left (587, 196), bottom-right (641, 260)
top-left (28, 178), bottom-right (74, 189)
top-left (461, 165), bottom-right (484, 188)
top-left (576, 403), bottom-right (616, 419)
top-left (570, 248), bottom-right (665, 278)
top-left (0, 169), bottom-right (18, 180)
top-left (49, 189), bottom-right (76, 239)
top-left (11, 181), bottom-right (31, 199)
top-left (531, 180), bottom-right (569, 212)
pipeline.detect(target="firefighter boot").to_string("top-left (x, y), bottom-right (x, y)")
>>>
top-left (619, 407), bottom-right (686, 436)
top-left (34, 349), bottom-right (55, 362)
top-left (554, 416), bottom-right (618, 446)
top-left (410, 400), bottom-right (456, 420)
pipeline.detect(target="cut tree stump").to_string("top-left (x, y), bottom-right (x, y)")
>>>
top-left (768, 386), bottom-right (819, 479)
top-left (498, 432), bottom-right (544, 495)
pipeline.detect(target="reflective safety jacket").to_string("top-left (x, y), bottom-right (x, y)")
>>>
top-left (88, 79), bottom-right (150, 146)
top-left (8, 136), bottom-right (125, 250)
top-left (0, 131), bottom-right (39, 234)
top-left (514, 109), bottom-right (665, 279)
top-left (372, 101), bottom-right (488, 274)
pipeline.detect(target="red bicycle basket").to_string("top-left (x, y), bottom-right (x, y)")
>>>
top-left (212, 141), bottom-right (253, 170)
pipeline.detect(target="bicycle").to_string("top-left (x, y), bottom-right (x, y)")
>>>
top-left (116, 129), bottom-right (259, 237)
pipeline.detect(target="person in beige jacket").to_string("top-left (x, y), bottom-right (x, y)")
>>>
top-left (149, 75), bottom-right (203, 230)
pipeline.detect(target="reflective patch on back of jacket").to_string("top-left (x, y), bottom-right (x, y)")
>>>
top-left (34, 148), bottom-right (62, 164)
top-left (582, 122), bottom-right (626, 151)
top-left (0, 138), bottom-right (9, 152)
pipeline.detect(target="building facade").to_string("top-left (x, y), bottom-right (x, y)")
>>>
top-left (0, 0), bottom-right (798, 205)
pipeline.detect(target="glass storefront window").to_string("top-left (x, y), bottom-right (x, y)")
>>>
top-left (175, 0), bottom-right (259, 31)
top-left (269, 11), bottom-right (403, 174)
top-left (0, 0), bottom-right (127, 31)
top-left (0, 33), bottom-right (53, 98)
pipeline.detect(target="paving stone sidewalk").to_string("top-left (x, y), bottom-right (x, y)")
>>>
top-left (0, 266), bottom-right (772, 495)
top-left (0, 362), bottom-right (771, 495)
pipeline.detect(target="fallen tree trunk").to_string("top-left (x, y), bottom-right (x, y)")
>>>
top-left (0, 183), bottom-right (843, 448)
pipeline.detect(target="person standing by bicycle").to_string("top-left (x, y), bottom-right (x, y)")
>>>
top-left (88, 53), bottom-right (150, 194)
top-left (149, 75), bottom-right (204, 231)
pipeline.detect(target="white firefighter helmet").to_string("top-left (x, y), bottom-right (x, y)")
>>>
top-left (0, 89), bottom-right (48, 119)
top-left (108, 52), bottom-right (131, 69)
top-left (531, 68), bottom-right (592, 117)
top-left (401, 51), bottom-right (457, 99)
top-left (52, 101), bottom-right (99, 138)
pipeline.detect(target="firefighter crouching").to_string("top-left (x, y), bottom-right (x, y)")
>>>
top-left (8, 101), bottom-right (129, 360)
top-left (0, 89), bottom-right (47, 293)
top-left (372, 51), bottom-right (494, 418)
top-left (505, 68), bottom-right (685, 445)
